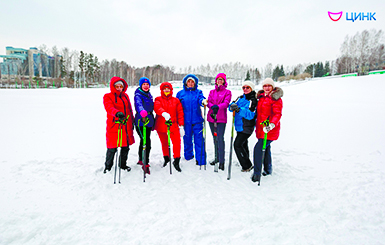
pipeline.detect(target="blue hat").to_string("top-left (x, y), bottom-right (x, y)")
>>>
top-left (139, 77), bottom-right (151, 87)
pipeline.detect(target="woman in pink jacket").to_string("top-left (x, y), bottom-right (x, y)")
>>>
top-left (205, 73), bottom-right (232, 170)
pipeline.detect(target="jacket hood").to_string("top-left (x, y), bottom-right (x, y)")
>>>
top-left (110, 76), bottom-right (128, 93)
top-left (256, 87), bottom-right (284, 101)
top-left (215, 73), bottom-right (228, 90)
top-left (160, 82), bottom-right (174, 98)
top-left (182, 74), bottom-right (199, 90)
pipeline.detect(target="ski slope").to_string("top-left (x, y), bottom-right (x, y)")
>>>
top-left (1, 74), bottom-right (384, 244)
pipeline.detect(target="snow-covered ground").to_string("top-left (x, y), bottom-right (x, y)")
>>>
top-left (1, 75), bottom-right (384, 244)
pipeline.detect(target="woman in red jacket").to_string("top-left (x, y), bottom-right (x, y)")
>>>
top-left (154, 82), bottom-right (184, 172)
top-left (103, 77), bottom-right (135, 173)
top-left (252, 78), bottom-right (283, 183)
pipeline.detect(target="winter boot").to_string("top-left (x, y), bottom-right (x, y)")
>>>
top-left (120, 165), bottom-right (132, 172)
top-left (103, 148), bottom-right (116, 173)
top-left (241, 165), bottom-right (253, 172)
top-left (209, 159), bottom-right (219, 166)
top-left (251, 173), bottom-right (261, 183)
top-left (142, 164), bottom-right (151, 174)
top-left (103, 166), bottom-right (112, 174)
top-left (219, 163), bottom-right (225, 171)
top-left (163, 156), bottom-right (170, 167)
top-left (262, 170), bottom-right (272, 176)
top-left (173, 157), bottom-right (182, 172)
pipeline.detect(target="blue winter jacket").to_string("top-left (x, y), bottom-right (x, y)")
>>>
top-left (134, 88), bottom-right (155, 127)
top-left (229, 92), bottom-right (257, 135)
top-left (176, 74), bottom-right (206, 125)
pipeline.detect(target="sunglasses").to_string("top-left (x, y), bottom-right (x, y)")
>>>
top-left (242, 86), bottom-right (251, 90)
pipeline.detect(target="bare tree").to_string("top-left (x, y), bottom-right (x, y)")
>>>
top-left (264, 63), bottom-right (273, 78)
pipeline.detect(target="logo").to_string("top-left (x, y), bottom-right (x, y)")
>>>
top-left (328, 11), bottom-right (376, 22)
top-left (328, 11), bottom-right (343, 21)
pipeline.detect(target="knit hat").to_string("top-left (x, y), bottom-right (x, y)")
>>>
top-left (139, 77), bottom-right (151, 87)
top-left (242, 81), bottom-right (255, 91)
top-left (114, 81), bottom-right (123, 86)
top-left (215, 73), bottom-right (227, 84)
top-left (187, 77), bottom-right (195, 83)
top-left (262, 78), bottom-right (275, 89)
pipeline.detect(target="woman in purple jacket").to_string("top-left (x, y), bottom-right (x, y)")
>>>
top-left (205, 73), bottom-right (232, 170)
top-left (134, 77), bottom-right (154, 174)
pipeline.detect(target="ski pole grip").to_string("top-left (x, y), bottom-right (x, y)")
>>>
top-left (260, 119), bottom-right (270, 127)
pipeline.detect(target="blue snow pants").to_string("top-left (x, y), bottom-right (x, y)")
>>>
top-left (253, 138), bottom-right (273, 176)
top-left (183, 122), bottom-right (206, 165)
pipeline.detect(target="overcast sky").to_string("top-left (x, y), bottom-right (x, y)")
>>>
top-left (1, 0), bottom-right (384, 70)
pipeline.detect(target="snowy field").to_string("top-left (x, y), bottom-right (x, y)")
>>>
top-left (1, 74), bottom-right (385, 244)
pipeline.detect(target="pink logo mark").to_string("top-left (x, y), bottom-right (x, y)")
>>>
top-left (328, 11), bottom-right (343, 21)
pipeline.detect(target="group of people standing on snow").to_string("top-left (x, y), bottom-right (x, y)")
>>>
top-left (102, 73), bottom-right (283, 183)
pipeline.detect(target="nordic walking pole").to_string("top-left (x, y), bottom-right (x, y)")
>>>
top-left (258, 118), bottom-right (270, 186)
top-left (227, 97), bottom-right (240, 180)
top-left (114, 115), bottom-right (129, 184)
top-left (227, 110), bottom-right (236, 180)
top-left (166, 120), bottom-right (173, 175)
top-left (211, 113), bottom-right (219, 172)
top-left (204, 105), bottom-right (207, 170)
top-left (114, 123), bottom-right (122, 184)
top-left (200, 104), bottom-right (207, 170)
top-left (142, 118), bottom-right (150, 182)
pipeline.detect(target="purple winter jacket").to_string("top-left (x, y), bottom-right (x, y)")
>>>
top-left (207, 80), bottom-right (232, 123)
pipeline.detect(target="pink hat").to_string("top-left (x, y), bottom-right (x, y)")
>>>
top-left (215, 73), bottom-right (227, 83)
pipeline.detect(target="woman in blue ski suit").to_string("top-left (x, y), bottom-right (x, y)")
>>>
top-left (176, 74), bottom-right (206, 166)
top-left (134, 77), bottom-right (155, 173)
top-left (229, 81), bottom-right (257, 172)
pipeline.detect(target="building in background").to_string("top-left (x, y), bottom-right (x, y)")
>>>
top-left (0, 46), bottom-right (61, 79)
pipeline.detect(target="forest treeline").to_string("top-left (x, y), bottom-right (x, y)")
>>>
top-left (1, 29), bottom-right (384, 88)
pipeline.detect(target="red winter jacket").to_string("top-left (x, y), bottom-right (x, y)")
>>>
top-left (255, 89), bottom-right (283, 141)
top-left (154, 82), bottom-right (184, 133)
top-left (103, 77), bottom-right (135, 148)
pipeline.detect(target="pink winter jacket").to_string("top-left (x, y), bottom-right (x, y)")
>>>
top-left (207, 75), bottom-right (232, 123)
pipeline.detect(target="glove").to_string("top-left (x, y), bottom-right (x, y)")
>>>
top-left (165, 120), bottom-right (173, 127)
top-left (140, 110), bottom-right (148, 118)
top-left (116, 112), bottom-right (125, 119)
top-left (211, 105), bottom-right (219, 115)
top-left (202, 99), bottom-right (208, 106)
top-left (263, 123), bottom-right (275, 133)
top-left (179, 126), bottom-right (184, 137)
top-left (162, 112), bottom-right (171, 121)
top-left (230, 103), bottom-right (239, 112)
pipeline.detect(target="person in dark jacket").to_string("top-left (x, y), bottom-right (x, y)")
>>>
top-left (102, 77), bottom-right (135, 173)
top-left (206, 73), bottom-right (232, 170)
top-left (251, 78), bottom-right (283, 184)
top-left (228, 81), bottom-right (257, 172)
top-left (134, 77), bottom-right (154, 174)
top-left (176, 74), bottom-right (206, 166)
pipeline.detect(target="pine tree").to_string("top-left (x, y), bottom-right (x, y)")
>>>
top-left (279, 65), bottom-right (285, 77)
top-left (255, 68), bottom-right (261, 83)
top-left (315, 62), bottom-right (324, 77)
top-left (245, 70), bottom-right (251, 81)
top-left (305, 64), bottom-right (315, 76)
top-left (324, 61), bottom-right (330, 76)
top-left (86, 54), bottom-right (94, 85)
top-left (79, 51), bottom-right (85, 86)
top-left (272, 65), bottom-right (280, 81)
top-left (60, 56), bottom-right (66, 78)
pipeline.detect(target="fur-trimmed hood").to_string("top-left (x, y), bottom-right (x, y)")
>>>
top-left (256, 87), bottom-right (284, 101)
